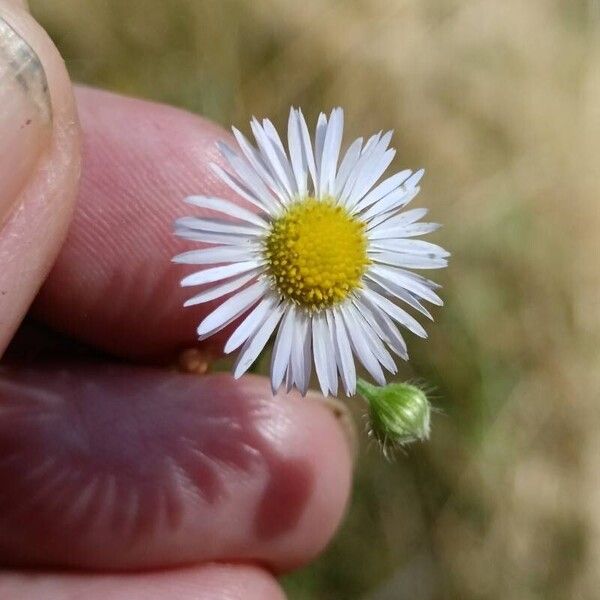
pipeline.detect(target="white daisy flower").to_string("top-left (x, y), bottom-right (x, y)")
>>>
top-left (173, 108), bottom-right (448, 397)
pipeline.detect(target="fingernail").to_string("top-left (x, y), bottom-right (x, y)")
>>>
top-left (0, 16), bottom-right (51, 225)
top-left (313, 394), bottom-right (359, 464)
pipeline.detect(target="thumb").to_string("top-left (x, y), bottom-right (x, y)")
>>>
top-left (0, 0), bottom-right (80, 354)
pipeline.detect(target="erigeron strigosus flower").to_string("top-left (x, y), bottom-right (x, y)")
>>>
top-left (173, 108), bottom-right (448, 397)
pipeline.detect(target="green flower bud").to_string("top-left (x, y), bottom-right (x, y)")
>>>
top-left (357, 379), bottom-right (431, 454)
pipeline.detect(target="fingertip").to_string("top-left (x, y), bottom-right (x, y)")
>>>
top-left (268, 386), bottom-right (355, 571)
top-left (0, 3), bottom-right (80, 355)
top-left (0, 366), bottom-right (353, 572)
top-left (34, 87), bottom-right (235, 361)
top-left (0, 564), bottom-right (286, 600)
top-left (237, 376), bottom-right (354, 572)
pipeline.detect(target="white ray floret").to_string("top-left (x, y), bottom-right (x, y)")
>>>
top-left (173, 108), bottom-right (448, 396)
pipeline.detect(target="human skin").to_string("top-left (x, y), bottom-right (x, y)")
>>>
top-left (0, 1), bottom-right (353, 598)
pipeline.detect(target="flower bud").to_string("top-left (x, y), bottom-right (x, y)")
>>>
top-left (357, 379), bottom-right (431, 453)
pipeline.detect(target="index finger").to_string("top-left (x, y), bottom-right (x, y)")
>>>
top-left (33, 87), bottom-right (245, 361)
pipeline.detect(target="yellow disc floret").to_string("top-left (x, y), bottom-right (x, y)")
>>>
top-left (263, 197), bottom-right (370, 312)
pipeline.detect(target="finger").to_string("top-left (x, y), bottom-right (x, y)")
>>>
top-left (0, 365), bottom-right (353, 572)
top-left (0, 564), bottom-right (286, 600)
top-left (3, 1), bottom-right (28, 8)
top-left (33, 87), bottom-right (241, 361)
top-left (0, 2), bottom-right (80, 354)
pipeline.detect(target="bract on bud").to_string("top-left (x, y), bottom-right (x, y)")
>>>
top-left (357, 379), bottom-right (431, 453)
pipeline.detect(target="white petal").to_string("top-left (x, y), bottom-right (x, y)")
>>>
top-left (312, 312), bottom-right (332, 396)
top-left (362, 186), bottom-right (419, 223)
top-left (224, 295), bottom-right (277, 353)
top-left (262, 118), bottom-right (298, 195)
top-left (397, 222), bottom-right (442, 238)
top-left (285, 364), bottom-right (294, 394)
top-left (297, 108), bottom-right (318, 195)
top-left (361, 286), bottom-right (427, 338)
top-left (403, 168), bottom-right (425, 188)
top-left (313, 113), bottom-right (328, 196)
top-left (386, 207), bottom-right (429, 227)
top-left (175, 216), bottom-right (262, 237)
top-left (355, 292), bottom-right (408, 359)
top-left (331, 308), bottom-right (356, 395)
top-left (287, 108), bottom-right (308, 196)
top-left (286, 318), bottom-right (298, 392)
top-left (197, 279), bottom-right (268, 338)
top-left (250, 119), bottom-right (294, 200)
top-left (394, 290), bottom-right (433, 320)
top-left (370, 251), bottom-right (448, 270)
top-left (339, 131), bottom-right (391, 206)
top-left (231, 127), bottom-right (285, 202)
top-left (370, 239), bottom-right (449, 257)
top-left (175, 228), bottom-right (252, 246)
top-left (180, 260), bottom-right (261, 287)
top-left (365, 271), bottom-right (433, 319)
top-left (291, 313), bottom-right (312, 395)
top-left (361, 131), bottom-right (382, 154)
top-left (343, 131), bottom-right (393, 206)
top-left (270, 305), bottom-right (297, 392)
top-left (173, 245), bottom-right (255, 265)
top-left (362, 209), bottom-right (395, 232)
top-left (370, 264), bottom-right (443, 305)
top-left (346, 147), bottom-right (396, 209)
top-left (352, 169), bottom-right (412, 214)
top-left (217, 142), bottom-right (281, 210)
top-left (403, 268), bottom-right (443, 289)
top-left (340, 304), bottom-right (386, 385)
top-left (338, 138), bottom-right (378, 204)
top-left (184, 195), bottom-right (268, 228)
top-left (334, 137), bottom-right (363, 196)
top-left (319, 108), bottom-right (344, 197)
top-left (367, 207), bottom-right (429, 232)
top-left (324, 311), bottom-right (339, 395)
top-left (183, 273), bottom-right (257, 307)
top-left (301, 320), bottom-right (313, 394)
top-left (368, 221), bottom-right (441, 239)
top-left (234, 303), bottom-right (285, 378)
top-left (285, 357), bottom-right (294, 393)
top-left (210, 162), bottom-right (277, 213)
top-left (348, 302), bottom-right (397, 373)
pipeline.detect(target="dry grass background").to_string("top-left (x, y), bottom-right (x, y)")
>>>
top-left (28, 0), bottom-right (600, 598)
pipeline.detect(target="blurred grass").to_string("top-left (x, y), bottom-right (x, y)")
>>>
top-left (29, 0), bottom-right (600, 598)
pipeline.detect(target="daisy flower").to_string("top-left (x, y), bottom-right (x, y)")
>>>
top-left (173, 108), bottom-right (448, 397)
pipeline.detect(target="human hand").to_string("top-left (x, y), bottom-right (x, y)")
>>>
top-left (0, 2), bottom-right (353, 597)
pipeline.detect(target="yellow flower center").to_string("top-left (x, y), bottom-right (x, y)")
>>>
top-left (263, 198), bottom-right (370, 312)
